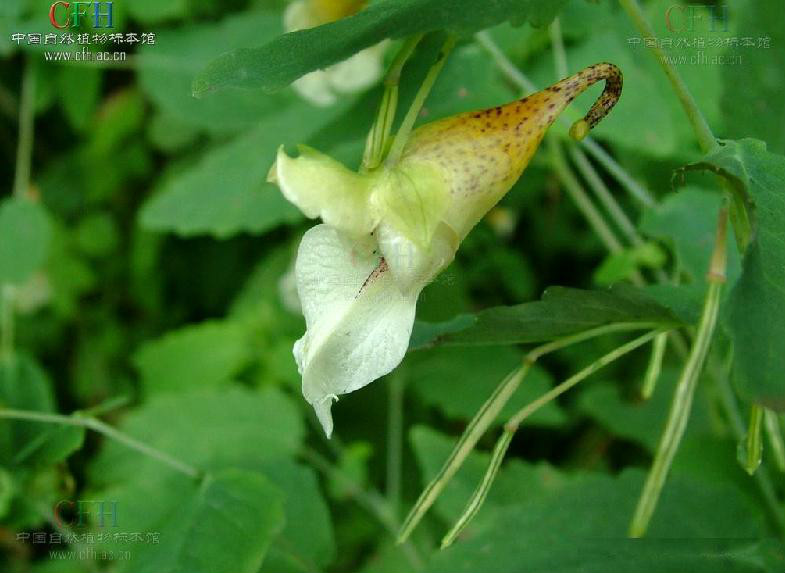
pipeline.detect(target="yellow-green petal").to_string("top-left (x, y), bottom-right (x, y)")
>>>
top-left (269, 144), bottom-right (381, 236)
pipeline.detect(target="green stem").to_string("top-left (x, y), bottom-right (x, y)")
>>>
top-left (13, 58), bottom-right (36, 198)
top-left (582, 139), bottom-right (656, 208)
top-left (362, 34), bottom-right (424, 171)
top-left (0, 285), bottom-right (15, 363)
top-left (397, 363), bottom-right (531, 544)
top-left (0, 82), bottom-right (17, 121)
top-left (385, 34), bottom-right (425, 87)
top-left (474, 30), bottom-right (656, 207)
top-left (740, 404), bottom-right (764, 475)
top-left (569, 145), bottom-right (643, 248)
top-left (629, 206), bottom-right (728, 537)
top-left (641, 332), bottom-right (668, 399)
top-left (709, 354), bottom-right (785, 535)
top-left (508, 329), bottom-right (664, 429)
top-left (550, 21), bottom-right (661, 282)
top-left (548, 138), bottom-right (627, 256)
top-left (397, 321), bottom-right (666, 543)
top-left (0, 408), bottom-right (201, 479)
top-left (440, 427), bottom-right (514, 549)
top-left (618, 0), bottom-right (717, 155)
top-left (362, 86), bottom-right (398, 171)
top-left (386, 34), bottom-right (456, 166)
top-left (386, 370), bottom-right (405, 516)
top-left (442, 329), bottom-right (664, 548)
top-left (763, 409), bottom-right (785, 473)
top-left (549, 18), bottom-right (569, 78)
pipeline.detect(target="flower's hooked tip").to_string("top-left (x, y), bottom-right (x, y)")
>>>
top-left (569, 119), bottom-right (590, 142)
top-left (553, 62), bottom-right (623, 134)
top-left (313, 394), bottom-right (338, 438)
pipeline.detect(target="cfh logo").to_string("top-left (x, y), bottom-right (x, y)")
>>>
top-left (49, 2), bottom-right (114, 29)
top-left (53, 500), bottom-right (119, 528)
top-left (665, 4), bottom-right (729, 33)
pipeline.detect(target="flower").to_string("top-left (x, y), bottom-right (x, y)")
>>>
top-left (268, 63), bottom-right (623, 436)
top-left (284, 0), bottom-right (386, 106)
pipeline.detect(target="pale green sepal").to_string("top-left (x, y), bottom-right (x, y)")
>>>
top-left (374, 160), bottom-right (450, 248)
top-left (270, 145), bottom-right (381, 236)
top-left (376, 220), bottom-right (458, 295)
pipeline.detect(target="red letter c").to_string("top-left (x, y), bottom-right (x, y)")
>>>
top-left (49, 2), bottom-right (71, 29)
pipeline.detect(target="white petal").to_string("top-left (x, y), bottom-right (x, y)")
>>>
top-left (294, 225), bottom-right (420, 437)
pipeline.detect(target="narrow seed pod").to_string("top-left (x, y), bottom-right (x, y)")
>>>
top-left (400, 62), bottom-right (623, 239)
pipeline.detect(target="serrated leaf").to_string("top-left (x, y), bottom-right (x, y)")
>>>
top-left (138, 97), bottom-right (354, 237)
top-left (0, 197), bottom-right (52, 286)
top-left (132, 320), bottom-right (252, 395)
top-left (411, 285), bottom-right (681, 348)
top-left (193, 0), bottom-right (570, 95)
top-left (680, 139), bottom-right (785, 410)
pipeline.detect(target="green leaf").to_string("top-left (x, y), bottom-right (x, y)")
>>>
top-left (0, 197), bottom-right (52, 286)
top-left (130, 469), bottom-right (285, 573)
top-left (0, 355), bottom-right (84, 468)
top-left (680, 139), bottom-right (785, 409)
top-left (640, 187), bottom-right (741, 285)
top-left (409, 314), bottom-right (475, 350)
top-left (427, 470), bottom-right (770, 573)
top-left (58, 66), bottom-right (102, 132)
top-left (642, 283), bottom-right (705, 326)
top-left (407, 346), bottom-right (565, 427)
top-left (258, 460), bottom-right (336, 573)
top-left (721, 0), bottom-right (785, 155)
top-left (412, 285), bottom-right (681, 348)
top-left (89, 387), bottom-right (304, 486)
top-left (193, 0), bottom-right (569, 95)
top-left (137, 10), bottom-right (288, 133)
top-left (126, 0), bottom-right (186, 24)
top-left (85, 383), bottom-right (316, 571)
top-left (132, 320), bottom-right (252, 395)
top-left (138, 95), bottom-right (354, 237)
top-left (593, 242), bottom-right (666, 286)
top-left (577, 368), bottom-right (715, 452)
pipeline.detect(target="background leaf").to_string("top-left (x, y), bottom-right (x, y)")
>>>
top-left (132, 320), bottom-right (253, 395)
top-left (193, 0), bottom-right (571, 95)
top-left (0, 197), bottom-right (51, 286)
top-left (681, 139), bottom-right (785, 409)
top-left (413, 285), bottom-right (681, 348)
